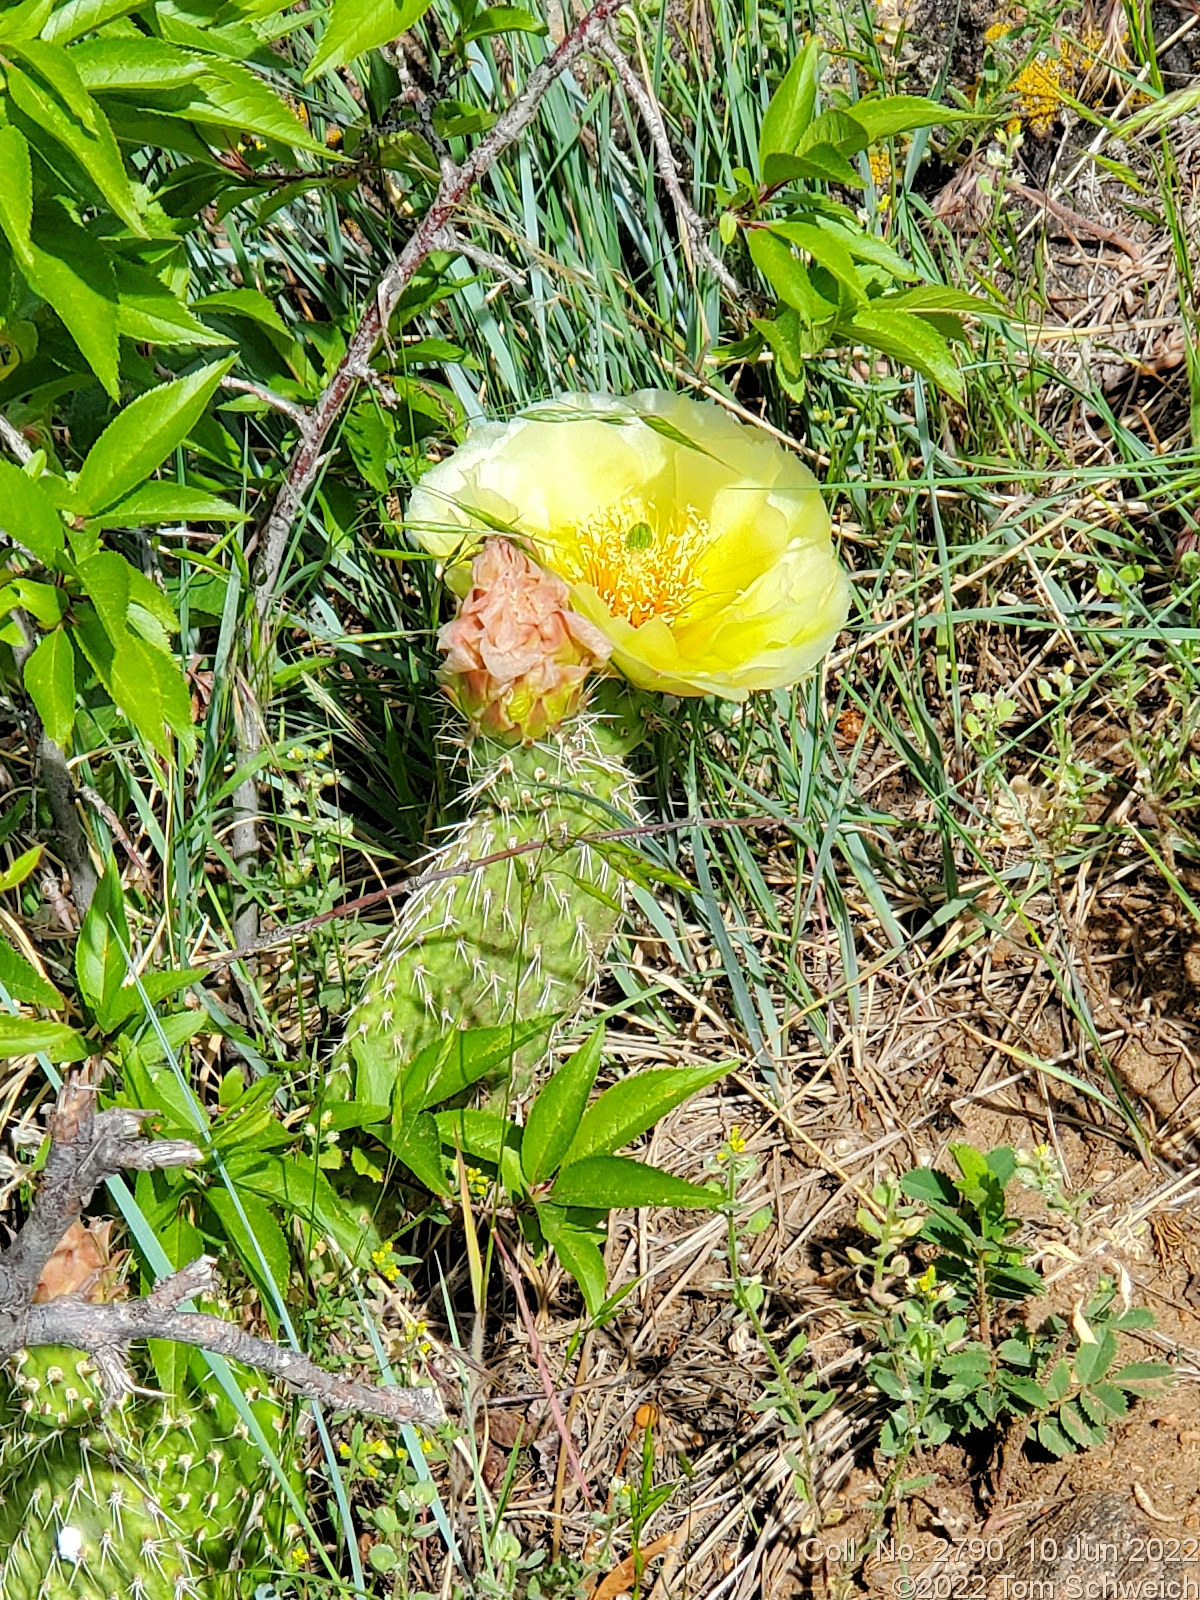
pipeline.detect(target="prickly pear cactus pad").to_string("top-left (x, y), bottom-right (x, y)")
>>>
top-left (0, 1218), bottom-right (302, 1600)
top-left (340, 538), bottom-right (642, 1089)
top-left (343, 711), bottom-right (641, 1084)
top-left (0, 1381), bottom-right (302, 1600)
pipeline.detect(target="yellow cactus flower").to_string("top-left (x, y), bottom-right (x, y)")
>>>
top-left (406, 391), bottom-right (850, 699)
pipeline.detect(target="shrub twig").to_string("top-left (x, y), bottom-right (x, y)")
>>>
top-left (0, 1079), bottom-right (443, 1429)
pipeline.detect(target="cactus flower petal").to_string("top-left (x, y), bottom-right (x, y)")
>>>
top-left (408, 391), bottom-right (851, 698)
top-left (437, 537), bottom-right (612, 740)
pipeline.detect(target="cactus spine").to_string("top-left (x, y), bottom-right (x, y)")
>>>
top-left (0, 1364), bottom-right (301, 1600)
top-left (342, 707), bottom-right (640, 1086)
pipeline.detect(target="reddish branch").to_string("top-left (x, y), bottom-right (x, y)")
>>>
top-left (0, 1080), bottom-right (442, 1429)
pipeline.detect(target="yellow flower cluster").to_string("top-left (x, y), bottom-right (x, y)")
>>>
top-left (1011, 54), bottom-right (1066, 134)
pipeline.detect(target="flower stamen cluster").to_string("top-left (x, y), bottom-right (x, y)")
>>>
top-left (560, 496), bottom-right (709, 628)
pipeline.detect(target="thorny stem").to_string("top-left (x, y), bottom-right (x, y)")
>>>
top-left (231, 0), bottom-right (626, 948)
top-left (595, 33), bottom-right (743, 298)
top-left (0, 1080), bottom-right (443, 1428)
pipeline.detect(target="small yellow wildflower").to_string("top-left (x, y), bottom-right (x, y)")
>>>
top-left (728, 1125), bottom-right (748, 1155)
top-left (867, 147), bottom-right (891, 189)
top-left (371, 1245), bottom-right (401, 1283)
top-left (916, 1264), bottom-right (938, 1293)
top-left (465, 1166), bottom-right (489, 1199)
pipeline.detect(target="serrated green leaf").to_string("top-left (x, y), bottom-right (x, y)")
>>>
top-left (194, 287), bottom-right (289, 335)
top-left (306, 0), bottom-right (436, 80)
top-left (749, 230), bottom-right (837, 324)
top-left (884, 284), bottom-right (1001, 316)
top-left (766, 220), bottom-right (866, 303)
top-left (846, 93), bottom-right (971, 143)
top-left (73, 358), bottom-right (235, 514)
top-left (1058, 1400), bottom-right (1102, 1448)
top-left (114, 261), bottom-right (229, 350)
top-left (23, 627), bottom-right (75, 746)
top-left (1087, 1381), bottom-right (1130, 1418)
top-left (995, 1337), bottom-right (1033, 1367)
top-left (0, 0), bottom-right (56, 43)
top-left (564, 1061), bottom-right (733, 1165)
top-left (69, 36), bottom-right (210, 92)
top-left (1036, 1416), bottom-right (1073, 1457)
top-left (536, 1205), bottom-right (606, 1317)
top-left (92, 482), bottom-right (246, 528)
top-left (997, 1371), bottom-right (1050, 1409)
top-left (0, 937), bottom-right (62, 1008)
top-left (1110, 1361), bottom-right (1171, 1383)
top-left (843, 306), bottom-right (964, 399)
top-left (0, 125), bottom-right (33, 255)
top-left (759, 39), bottom-right (820, 165)
top-left (461, 6), bottom-right (546, 41)
top-left (40, 0), bottom-right (142, 45)
top-left (796, 108), bottom-right (870, 159)
top-left (18, 207), bottom-right (120, 397)
top-left (0, 458), bottom-right (65, 566)
top-left (551, 1154), bottom-right (720, 1210)
top-left (0, 1015), bottom-right (89, 1060)
top-left (175, 61), bottom-right (327, 156)
top-left (6, 51), bottom-right (147, 236)
top-left (523, 1027), bottom-right (603, 1186)
top-left (763, 145), bottom-right (862, 188)
top-left (1044, 1358), bottom-right (1071, 1402)
top-left (1074, 1329), bottom-right (1117, 1385)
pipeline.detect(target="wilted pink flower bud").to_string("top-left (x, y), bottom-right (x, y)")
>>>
top-left (437, 538), bottom-right (612, 741)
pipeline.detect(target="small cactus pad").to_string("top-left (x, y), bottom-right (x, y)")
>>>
top-left (0, 1382), bottom-right (302, 1599)
top-left (341, 714), bottom-right (640, 1091)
